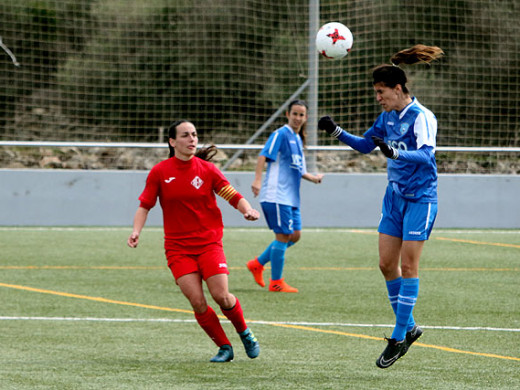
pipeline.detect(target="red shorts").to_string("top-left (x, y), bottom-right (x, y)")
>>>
top-left (166, 243), bottom-right (229, 282)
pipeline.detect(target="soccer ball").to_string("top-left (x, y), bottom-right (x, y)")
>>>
top-left (316, 22), bottom-right (353, 60)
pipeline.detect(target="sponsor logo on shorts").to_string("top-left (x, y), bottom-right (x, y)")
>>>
top-left (218, 263), bottom-right (228, 269)
top-left (408, 231), bottom-right (422, 236)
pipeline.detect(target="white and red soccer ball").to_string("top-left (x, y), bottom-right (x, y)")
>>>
top-left (316, 22), bottom-right (353, 60)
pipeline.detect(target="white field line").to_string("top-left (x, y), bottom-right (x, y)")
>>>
top-left (0, 316), bottom-right (518, 333)
top-left (0, 226), bottom-right (519, 234)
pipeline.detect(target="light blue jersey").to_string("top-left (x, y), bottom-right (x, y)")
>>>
top-left (364, 98), bottom-right (438, 202)
top-left (259, 124), bottom-right (307, 207)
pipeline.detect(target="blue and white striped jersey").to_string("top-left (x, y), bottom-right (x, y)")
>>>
top-left (259, 124), bottom-right (307, 207)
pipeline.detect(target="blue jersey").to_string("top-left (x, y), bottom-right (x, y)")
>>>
top-left (364, 98), bottom-right (438, 202)
top-left (259, 124), bottom-right (307, 207)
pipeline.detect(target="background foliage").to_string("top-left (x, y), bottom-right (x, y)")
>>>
top-left (1, 0), bottom-right (519, 148)
top-left (0, 0), bottom-right (520, 174)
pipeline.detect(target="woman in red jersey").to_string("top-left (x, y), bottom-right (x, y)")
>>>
top-left (127, 120), bottom-right (260, 363)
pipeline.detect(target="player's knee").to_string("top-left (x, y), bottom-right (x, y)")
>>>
top-left (400, 263), bottom-right (418, 278)
top-left (379, 261), bottom-right (396, 278)
top-left (190, 299), bottom-right (208, 313)
top-left (290, 231), bottom-right (301, 244)
top-left (212, 292), bottom-right (234, 309)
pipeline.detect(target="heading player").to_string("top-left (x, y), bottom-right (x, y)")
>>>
top-left (319, 44), bottom-right (443, 368)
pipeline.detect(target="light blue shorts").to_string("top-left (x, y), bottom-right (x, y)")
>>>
top-left (261, 202), bottom-right (302, 235)
top-left (378, 186), bottom-right (437, 241)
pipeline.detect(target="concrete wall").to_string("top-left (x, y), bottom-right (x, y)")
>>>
top-left (1, 169), bottom-right (519, 228)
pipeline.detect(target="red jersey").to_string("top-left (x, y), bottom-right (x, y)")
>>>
top-left (138, 156), bottom-right (243, 252)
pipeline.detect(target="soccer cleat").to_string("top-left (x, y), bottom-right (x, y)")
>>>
top-left (210, 344), bottom-right (234, 363)
top-left (402, 325), bottom-right (423, 356)
top-left (246, 258), bottom-right (265, 287)
top-left (239, 328), bottom-right (260, 359)
top-left (375, 338), bottom-right (405, 369)
top-left (268, 278), bottom-right (298, 293)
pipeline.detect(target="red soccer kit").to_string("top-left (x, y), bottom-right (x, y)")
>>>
top-left (138, 156), bottom-right (243, 277)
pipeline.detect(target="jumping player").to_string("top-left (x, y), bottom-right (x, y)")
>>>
top-left (247, 99), bottom-right (323, 293)
top-left (128, 120), bottom-right (260, 363)
top-left (319, 45), bottom-right (443, 368)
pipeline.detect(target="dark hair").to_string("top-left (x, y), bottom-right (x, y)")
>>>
top-left (372, 45), bottom-right (444, 94)
top-left (287, 99), bottom-right (308, 146)
top-left (167, 120), bottom-right (217, 162)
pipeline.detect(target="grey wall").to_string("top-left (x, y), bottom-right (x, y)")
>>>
top-left (1, 169), bottom-right (519, 228)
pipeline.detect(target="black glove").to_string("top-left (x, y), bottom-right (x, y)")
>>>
top-left (318, 116), bottom-right (342, 138)
top-left (371, 136), bottom-right (399, 159)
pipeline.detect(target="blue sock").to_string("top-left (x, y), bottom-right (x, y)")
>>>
top-left (257, 241), bottom-right (274, 266)
top-left (386, 277), bottom-right (415, 331)
top-left (270, 240), bottom-right (288, 280)
top-left (391, 278), bottom-right (419, 341)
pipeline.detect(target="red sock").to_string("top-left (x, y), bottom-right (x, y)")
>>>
top-left (194, 306), bottom-right (230, 347)
top-left (221, 297), bottom-right (247, 334)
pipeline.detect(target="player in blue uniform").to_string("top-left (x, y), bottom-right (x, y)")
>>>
top-left (318, 45), bottom-right (443, 367)
top-left (247, 100), bottom-right (323, 293)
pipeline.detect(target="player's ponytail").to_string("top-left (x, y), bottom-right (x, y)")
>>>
top-left (168, 119), bottom-right (217, 162)
top-left (195, 145), bottom-right (218, 162)
top-left (390, 45), bottom-right (444, 66)
top-left (372, 45), bottom-right (443, 94)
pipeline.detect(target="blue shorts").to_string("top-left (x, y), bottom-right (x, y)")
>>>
top-left (378, 186), bottom-right (437, 241)
top-left (261, 202), bottom-right (302, 235)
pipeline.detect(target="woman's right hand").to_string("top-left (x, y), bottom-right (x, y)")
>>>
top-left (251, 179), bottom-right (261, 197)
top-left (127, 232), bottom-right (140, 248)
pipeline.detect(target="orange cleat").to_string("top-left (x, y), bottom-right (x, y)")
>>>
top-left (246, 258), bottom-right (265, 287)
top-left (268, 278), bottom-right (298, 293)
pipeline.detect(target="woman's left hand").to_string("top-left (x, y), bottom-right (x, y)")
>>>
top-left (313, 174), bottom-right (324, 184)
top-left (302, 172), bottom-right (323, 184)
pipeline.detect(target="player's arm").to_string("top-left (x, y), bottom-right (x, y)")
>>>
top-left (372, 138), bottom-right (435, 164)
top-left (318, 116), bottom-right (374, 154)
top-left (372, 111), bottom-right (436, 163)
top-left (217, 183), bottom-right (260, 221)
top-left (129, 167), bottom-right (159, 248)
top-left (236, 198), bottom-right (260, 221)
top-left (127, 206), bottom-right (150, 248)
top-left (302, 172), bottom-right (323, 184)
top-left (251, 155), bottom-right (266, 197)
top-left (398, 146), bottom-right (435, 163)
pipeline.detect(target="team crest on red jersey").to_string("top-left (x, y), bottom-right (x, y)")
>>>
top-left (191, 176), bottom-right (203, 189)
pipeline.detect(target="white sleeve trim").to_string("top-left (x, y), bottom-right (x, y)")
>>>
top-left (414, 111), bottom-right (437, 151)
